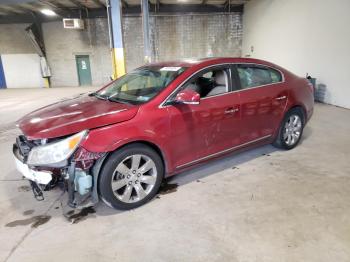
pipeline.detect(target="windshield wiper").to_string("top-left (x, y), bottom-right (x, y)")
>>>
top-left (90, 92), bottom-right (133, 105)
top-left (107, 97), bottom-right (133, 105)
top-left (89, 92), bottom-right (108, 101)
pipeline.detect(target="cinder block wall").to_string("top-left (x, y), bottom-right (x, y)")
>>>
top-left (45, 13), bottom-right (242, 87)
top-left (0, 24), bottom-right (35, 54)
top-left (0, 13), bottom-right (242, 87)
top-left (43, 19), bottom-right (111, 87)
top-left (123, 13), bottom-right (242, 73)
top-left (153, 14), bottom-right (242, 62)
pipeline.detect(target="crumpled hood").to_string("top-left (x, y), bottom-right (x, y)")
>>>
top-left (18, 94), bottom-right (139, 140)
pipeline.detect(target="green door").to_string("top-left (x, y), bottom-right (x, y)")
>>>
top-left (76, 55), bottom-right (92, 86)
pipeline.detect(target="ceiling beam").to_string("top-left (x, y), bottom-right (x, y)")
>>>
top-left (38, 0), bottom-right (66, 9)
top-left (0, 0), bottom-right (33, 3)
top-left (0, 13), bottom-right (34, 23)
top-left (0, 7), bottom-right (12, 15)
top-left (37, 0), bottom-right (77, 17)
top-left (69, 0), bottom-right (89, 9)
top-left (121, 0), bottom-right (129, 8)
top-left (91, 0), bottom-right (104, 7)
top-left (124, 3), bottom-right (243, 13)
top-left (154, 0), bottom-right (160, 12)
top-left (19, 2), bottom-right (42, 12)
top-left (0, 5), bottom-right (26, 14)
top-left (224, 0), bottom-right (229, 8)
top-left (98, 0), bottom-right (107, 7)
top-left (0, 3), bottom-right (244, 23)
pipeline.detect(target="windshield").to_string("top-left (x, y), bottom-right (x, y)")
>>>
top-left (95, 66), bottom-right (187, 105)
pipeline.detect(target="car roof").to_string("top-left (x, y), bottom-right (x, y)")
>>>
top-left (144, 57), bottom-right (280, 69)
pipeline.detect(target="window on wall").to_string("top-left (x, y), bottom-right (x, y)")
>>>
top-left (182, 68), bottom-right (230, 98)
top-left (237, 65), bottom-right (283, 89)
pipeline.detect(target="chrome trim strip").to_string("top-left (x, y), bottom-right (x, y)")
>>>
top-left (275, 95), bottom-right (287, 100)
top-left (182, 101), bottom-right (200, 105)
top-left (159, 62), bottom-right (285, 108)
top-left (175, 134), bottom-right (272, 169)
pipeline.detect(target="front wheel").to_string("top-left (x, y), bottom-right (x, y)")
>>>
top-left (273, 108), bottom-right (304, 150)
top-left (98, 144), bottom-right (164, 210)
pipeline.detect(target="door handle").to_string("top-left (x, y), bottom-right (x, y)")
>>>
top-left (275, 95), bottom-right (287, 100)
top-left (224, 108), bottom-right (239, 114)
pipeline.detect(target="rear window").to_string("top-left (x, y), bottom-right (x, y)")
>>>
top-left (237, 65), bottom-right (283, 89)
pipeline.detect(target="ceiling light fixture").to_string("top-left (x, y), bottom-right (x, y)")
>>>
top-left (40, 9), bottom-right (57, 16)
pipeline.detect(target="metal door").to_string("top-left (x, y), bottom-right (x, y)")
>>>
top-left (76, 55), bottom-right (92, 86)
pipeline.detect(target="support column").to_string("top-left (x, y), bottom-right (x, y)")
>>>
top-left (108, 0), bottom-right (126, 79)
top-left (141, 0), bottom-right (151, 63)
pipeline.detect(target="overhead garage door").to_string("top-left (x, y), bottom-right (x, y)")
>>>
top-left (1, 54), bottom-right (45, 88)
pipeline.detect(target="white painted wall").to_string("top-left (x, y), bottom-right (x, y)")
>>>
top-left (1, 54), bottom-right (45, 88)
top-left (242, 0), bottom-right (350, 109)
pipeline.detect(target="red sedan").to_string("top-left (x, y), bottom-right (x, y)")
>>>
top-left (13, 57), bottom-right (314, 210)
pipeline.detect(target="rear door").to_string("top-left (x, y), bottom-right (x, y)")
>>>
top-left (166, 65), bottom-right (241, 169)
top-left (234, 64), bottom-right (288, 143)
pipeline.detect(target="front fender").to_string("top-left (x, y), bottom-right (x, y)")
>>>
top-left (80, 107), bottom-right (174, 173)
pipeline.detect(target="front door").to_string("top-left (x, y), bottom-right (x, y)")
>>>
top-left (235, 64), bottom-right (288, 143)
top-left (76, 55), bottom-right (92, 86)
top-left (166, 66), bottom-right (241, 169)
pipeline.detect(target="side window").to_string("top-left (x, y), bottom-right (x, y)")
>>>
top-left (237, 65), bottom-right (282, 89)
top-left (182, 68), bottom-right (229, 98)
top-left (269, 68), bottom-right (283, 83)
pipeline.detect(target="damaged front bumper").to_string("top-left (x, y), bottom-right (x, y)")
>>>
top-left (13, 135), bottom-right (106, 208)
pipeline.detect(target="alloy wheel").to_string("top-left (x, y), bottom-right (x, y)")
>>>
top-left (283, 114), bottom-right (302, 146)
top-left (111, 154), bottom-right (157, 203)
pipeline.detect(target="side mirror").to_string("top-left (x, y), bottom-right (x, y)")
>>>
top-left (173, 89), bottom-right (200, 105)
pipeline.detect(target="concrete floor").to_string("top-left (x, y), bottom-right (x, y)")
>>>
top-left (0, 87), bottom-right (350, 262)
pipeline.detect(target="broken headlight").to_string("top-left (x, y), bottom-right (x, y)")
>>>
top-left (27, 130), bottom-right (88, 166)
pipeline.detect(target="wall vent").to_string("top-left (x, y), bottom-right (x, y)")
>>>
top-left (63, 19), bottom-right (85, 30)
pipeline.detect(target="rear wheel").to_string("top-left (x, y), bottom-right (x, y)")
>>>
top-left (273, 108), bottom-right (304, 150)
top-left (99, 144), bottom-right (164, 210)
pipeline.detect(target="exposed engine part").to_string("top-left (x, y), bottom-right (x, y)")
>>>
top-left (74, 147), bottom-right (105, 170)
top-left (15, 135), bottom-right (36, 160)
top-left (66, 162), bottom-right (96, 208)
top-left (15, 133), bottom-right (105, 209)
top-left (43, 175), bottom-right (60, 191)
top-left (74, 169), bottom-right (92, 195)
top-left (63, 149), bottom-right (106, 208)
top-left (67, 162), bottom-right (76, 208)
top-left (29, 180), bottom-right (44, 201)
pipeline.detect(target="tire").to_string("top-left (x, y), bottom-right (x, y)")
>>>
top-left (273, 108), bottom-right (304, 150)
top-left (98, 143), bottom-right (164, 210)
